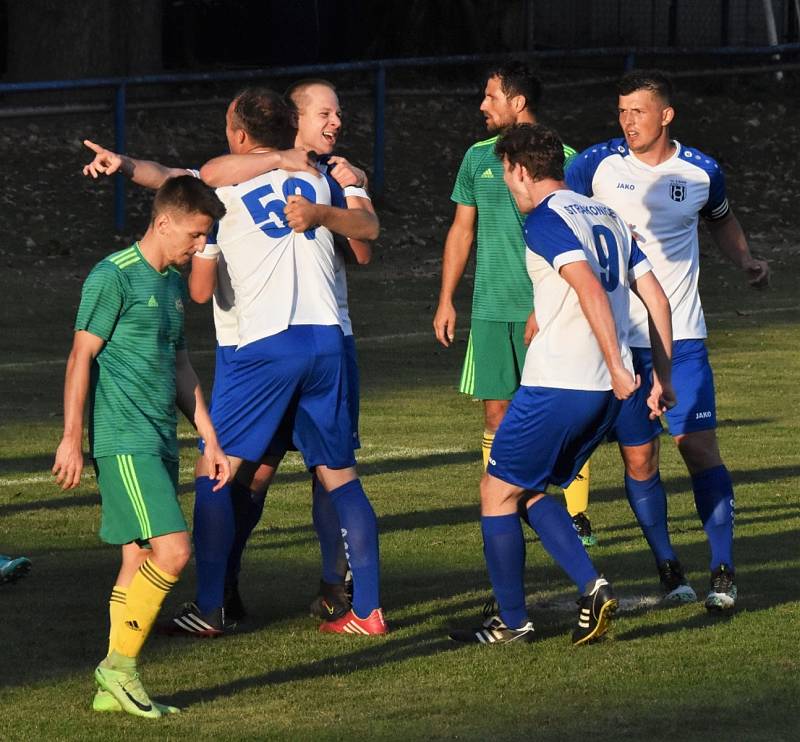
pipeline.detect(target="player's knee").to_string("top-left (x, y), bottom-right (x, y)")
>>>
top-left (676, 431), bottom-right (723, 474)
top-left (622, 442), bottom-right (659, 480)
top-left (483, 402), bottom-right (509, 432)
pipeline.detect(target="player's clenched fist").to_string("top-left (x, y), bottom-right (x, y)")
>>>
top-left (285, 194), bottom-right (320, 232)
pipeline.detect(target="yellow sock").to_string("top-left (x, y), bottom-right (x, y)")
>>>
top-left (107, 585), bottom-right (128, 656)
top-left (481, 430), bottom-right (495, 470)
top-left (112, 559), bottom-right (178, 659)
top-left (564, 459), bottom-right (591, 516)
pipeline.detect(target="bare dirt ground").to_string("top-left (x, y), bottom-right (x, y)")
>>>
top-left (1, 72), bottom-right (798, 420)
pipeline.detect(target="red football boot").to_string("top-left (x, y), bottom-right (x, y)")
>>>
top-left (318, 608), bottom-right (388, 635)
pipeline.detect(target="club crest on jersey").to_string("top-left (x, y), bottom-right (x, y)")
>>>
top-left (175, 297), bottom-right (184, 313)
top-left (669, 180), bottom-right (687, 202)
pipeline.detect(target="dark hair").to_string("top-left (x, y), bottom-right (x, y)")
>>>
top-left (284, 78), bottom-right (337, 112)
top-left (152, 175), bottom-right (226, 222)
top-left (486, 61), bottom-right (542, 114)
top-left (231, 87), bottom-right (297, 150)
top-left (616, 70), bottom-right (673, 104)
top-left (494, 123), bottom-right (565, 182)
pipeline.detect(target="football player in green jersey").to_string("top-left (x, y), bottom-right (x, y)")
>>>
top-left (52, 175), bottom-right (230, 719)
top-left (432, 61), bottom-right (596, 544)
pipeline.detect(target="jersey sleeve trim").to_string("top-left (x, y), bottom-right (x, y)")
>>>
top-left (553, 249), bottom-right (588, 271)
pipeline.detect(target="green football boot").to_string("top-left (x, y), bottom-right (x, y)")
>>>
top-left (92, 687), bottom-right (180, 715)
top-left (94, 664), bottom-right (162, 719)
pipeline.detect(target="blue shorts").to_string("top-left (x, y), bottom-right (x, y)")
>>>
top-left (209, 325), bottom-right (355, 469)
top-left (488, 386), bottom-right (621, 492)
top-left (610, 339), bottom-right (717, 443)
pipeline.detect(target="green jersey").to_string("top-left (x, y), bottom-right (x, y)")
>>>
top-left (451, 136), bottom-right (577, 322)
top-left (75, 243), bottom-right (188, 461)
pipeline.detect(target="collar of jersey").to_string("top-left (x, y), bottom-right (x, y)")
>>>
top-left (133, 241), bottom-right (171, 277)
top-left (626, 139), bottom-right (682, 171)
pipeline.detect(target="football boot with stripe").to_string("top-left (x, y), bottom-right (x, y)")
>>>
top-left (572, 577), bottom-right (617, 646)
top-left (94, 665), bottom-right (161, 719)
top-left (157, 601), bottom-right (226, 638)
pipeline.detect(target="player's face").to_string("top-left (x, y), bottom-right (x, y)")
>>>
top-left (296, 85), bottom-right (342, 154)
top-left (163, 212), bottom-right (215, 266)
top-left (617, 89), bottom-right (673, 155)
top-left (480, 76), bottom-right (518, 132)
top-left (502, 157), bottom-right (534, 213)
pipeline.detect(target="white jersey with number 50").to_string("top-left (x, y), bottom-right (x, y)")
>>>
top-left (521, 189), bottom-right (652, 391)
top-left (208, 168), bottom-right (346, 348)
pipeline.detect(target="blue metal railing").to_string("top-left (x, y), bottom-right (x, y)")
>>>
top-left (1, 43), bottom-right (798, 230)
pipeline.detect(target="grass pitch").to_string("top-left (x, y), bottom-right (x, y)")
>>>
top-left (1, 253), bottom-right (799, 741)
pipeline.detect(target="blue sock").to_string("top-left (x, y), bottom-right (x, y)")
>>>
top-left (193, 477), bottom-right (234, 614)
top-left (526, 495), bottom-right (598, 593)
top-left (625, 472), bottom-right (676, 564)
top-left (225, 480), bottom-right (266, 587)
top-left (312, 478), bottom-right (346, 584)
top-left (692, 465), bottom-right (735, 570)
top-left (328, 479), bottom-right (380, 617)
top-left (480, 513), bottom-right (528, 629)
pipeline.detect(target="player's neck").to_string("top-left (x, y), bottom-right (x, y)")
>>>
top-left (137, 232), bottom-right (169, 273)
top-left (529, 178), bottom-right (566, 209)
top-left (632, 135), bottom-right (676, 167)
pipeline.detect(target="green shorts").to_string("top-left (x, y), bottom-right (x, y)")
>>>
top-left (94, 454), bottom-right (186, 545)
top-left (459, 318), bottom-right (528, 400)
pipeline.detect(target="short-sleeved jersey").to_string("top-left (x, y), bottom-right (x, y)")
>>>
top-left (566, 138), bottom-right (729, 347)
top-left (452, 137), bottom-right (577, 322)
top-left (520, 190), bottom-right (651, 391)
top-left (210, 168), bottom-right (347, 348)
top-left (75, 244), bottom-right (188, 460)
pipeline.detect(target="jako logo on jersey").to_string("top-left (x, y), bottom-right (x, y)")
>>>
top-left (669, 180), bottom-right (687, 202)
top-left (480, 168), bottom-right (494, 179)
top-left (695, 410), bottom-right (712, 419)
top-left (617, 182), bottom-right (635, 190)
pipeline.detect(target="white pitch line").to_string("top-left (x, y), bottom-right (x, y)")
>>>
top-left (0, 444), bottom-right (474, 488)
top-left (0, 331), bottom-right (434, 372)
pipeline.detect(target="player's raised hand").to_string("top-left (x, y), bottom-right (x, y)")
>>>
top-left (327, 156), bottom-right (368, 189)
top-left (285, 194), bottom-right (320, 232)
top-left (52, 438), bottom-right (84, 490)
top-left (277, 147), bottom-right (319, 175)
top-left (610, 367), bottom-right (641, 401)
top-left (82, 139), bottom-right (122, 178)
top-left (433, 302), bottom-right (457, 347)
top-left (743, 255), bottom-right (770, 289)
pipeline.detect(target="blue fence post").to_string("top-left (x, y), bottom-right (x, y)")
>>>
top-left (113, 83), bottom-right (127, 232)
top-left (372, 63), bottom-right (386, 202)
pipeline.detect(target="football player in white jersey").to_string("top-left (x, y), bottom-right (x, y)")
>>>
top-left (566, 70), bottom-right (769, 611)
top-left (192, 79), bottom-right (375, 628)
top-left (450, 123), bottom-right (674, 646)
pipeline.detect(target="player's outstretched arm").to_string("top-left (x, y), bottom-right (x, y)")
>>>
top-left (82, 139), bottom-right (188, 189)
top-left (433, 204), bottom-right (477, 347)
top-left (706, 210), bottom-right (770, 288)
top-left (284, 195), bottom-right (379, 241)
top-left (631, 271), bottom-right (676, 418)
top-left (175, 350), bottom-right (230, 490)
top-left (560, 261), bottom-right (640, 401)
top-left (199, 149), bottom-right (317, 186)
top-left (52, 330), bottom-right (105, 490)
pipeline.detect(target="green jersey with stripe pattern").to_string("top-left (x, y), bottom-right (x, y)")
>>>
top-left (451, 136), bottom-right (577, 322)
top-left (75, 243), bottom-right (188, 461)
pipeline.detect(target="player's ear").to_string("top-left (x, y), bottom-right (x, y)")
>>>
top-left (154, 210), bottom-right (171, 235)
top-left (661, 106), bottom-right (675, 127)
